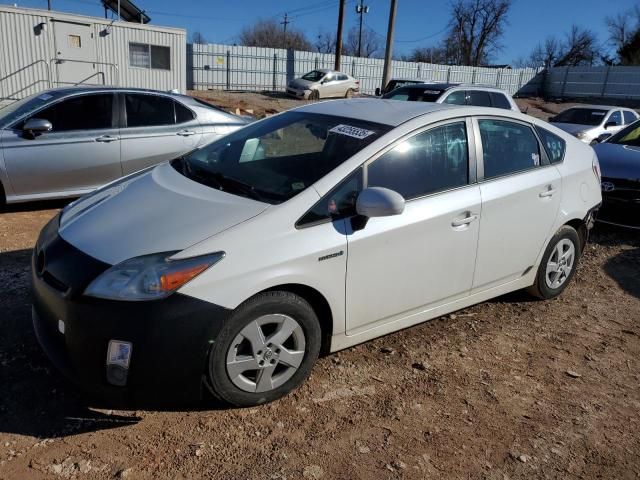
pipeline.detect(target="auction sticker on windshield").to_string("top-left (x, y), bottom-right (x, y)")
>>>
top-left (329, 124), bottom-right (375, 140)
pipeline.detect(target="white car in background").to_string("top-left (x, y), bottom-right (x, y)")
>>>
top-left (549, 105), bottom-right (639, 144)
top-left (287, 69), bottom-right (359, 100)
top-left (33, 99), bottom-right (601, 407)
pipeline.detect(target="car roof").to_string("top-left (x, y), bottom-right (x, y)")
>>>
top-left (35, 85), bottom-right (192, 100)
top-left (293, 98), bottom-right (462, 127)
top-left (563, 104), bottom-right (634, 112)
top-left (395, 82), bottom-right (512, 94)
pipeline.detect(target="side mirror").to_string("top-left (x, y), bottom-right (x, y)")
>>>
top-left (356, 187), bottom-right (405, 218)
top-left (604, 121), bottom-right (617, 130)
top-left (596, 132), bottom-right (613, 143)
top-left (548, 115), bottom-right (557, 122)
top-left (375, 87), bottom-right (381, 96)
top-left (23, 118), bottom-right (52, 137)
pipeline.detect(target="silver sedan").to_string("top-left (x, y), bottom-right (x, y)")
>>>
top-left (286, 69), bottom-right (359, 100)
top-left (0, 87), bottom-right (249, 205)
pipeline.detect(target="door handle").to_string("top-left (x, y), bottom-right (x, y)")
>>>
top-left (539, 187), bottom-right (557, 198)
top-left (451, 213), bottom-right (479, 228)
top-left (177, 130), bottom-right (196, 137)
top-left (95, 135), bottom-right (119, 143)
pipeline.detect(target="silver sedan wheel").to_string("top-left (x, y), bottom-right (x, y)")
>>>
top-left (225, 314), bottom-right (306, 393)
top-left (545, 238), bottom-right (576, 289)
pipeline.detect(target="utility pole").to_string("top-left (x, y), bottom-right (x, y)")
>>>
top-left (335, 0), bottom-right (345, 71)
top-left (381, 0), bottom-right (397, 91)
top-left (356, 0), bottom-right (369, 57)
top-left (47, 0), bottom-right (51, 10)
top-left (281, 13), bottom-right (290, 49)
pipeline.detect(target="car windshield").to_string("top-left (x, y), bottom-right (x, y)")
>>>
top-left (174, 111), bottom-right (391, 204)
top-left (382, 87), bottom-right (444, 103)
top-left (0, 91), bottom-right (67, 128)
top-left (606, 120), bottom-right (640, 147)
top-left (301, 71), bottom-right (326, 82)
top-left (552, 108), bottom-right (607, 126)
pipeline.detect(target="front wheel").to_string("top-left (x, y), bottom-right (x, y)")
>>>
top-left (527, 225), bottom-right (581, 299)
top-left (308, 90), bottom-right (320, 101)
top-left (207, 291), bottom-right (321, 407)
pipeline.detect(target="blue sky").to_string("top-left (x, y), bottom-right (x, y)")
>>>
top-left (4, 0), bottom-right (638, 63)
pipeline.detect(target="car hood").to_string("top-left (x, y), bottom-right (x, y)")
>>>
top-left (58, 163), bottom-right (269, 265)
top-left (289, 78), bottom-right (317, 90)
top-left (593, 142), bottom-right (640, 180)
top-left (551, 122), bottom-right (593, 135)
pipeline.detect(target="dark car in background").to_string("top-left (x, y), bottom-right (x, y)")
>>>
top-left (592, 120), bottom-right (640, 229)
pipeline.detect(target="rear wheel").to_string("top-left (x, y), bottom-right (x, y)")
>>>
top-left (527, 225), bottom-right (581, 299)
top-left (207, 291), bottom-right (321, 407)
top-left (345, 88), bottom-right (354, 98)
top-left (309, 90), bottom-right (320, 101)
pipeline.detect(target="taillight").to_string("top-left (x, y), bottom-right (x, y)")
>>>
top-left (592, 157), bottom-right (601, 183)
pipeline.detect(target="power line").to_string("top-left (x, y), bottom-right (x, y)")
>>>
top-left (365, 21), bottom-right (449, 43)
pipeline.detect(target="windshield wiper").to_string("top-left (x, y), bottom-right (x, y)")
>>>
top-left (208, 172), bottom-right (265, 202)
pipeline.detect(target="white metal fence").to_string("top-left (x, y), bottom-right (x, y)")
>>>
top-left (544, 66), bottom-right (640, 100)
top-left (189, 43), bottom-right (542, 96)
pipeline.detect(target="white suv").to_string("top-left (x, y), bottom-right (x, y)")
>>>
top-left (382, 82), bottom-right (520, 112)
top-left (32, 99), bottom-right (601, 407)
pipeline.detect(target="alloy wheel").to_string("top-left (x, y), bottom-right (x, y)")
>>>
top-left (545, 238), bottom-right (576, 289)
top-left (225, 314), bottom-right (306, 393)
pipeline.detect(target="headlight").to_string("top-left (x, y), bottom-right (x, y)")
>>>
top-left (84, 251), bottom-right (225, 301)
top-left (576, 131), bottom-right (587, 139)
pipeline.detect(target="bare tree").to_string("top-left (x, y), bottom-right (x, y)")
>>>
top-left (528, 36), bottom-right (561, 68)
top-left (190, 31), bottom-right (207, 45)
top-left (606, 6), bottom-right (640, 65)
top-left (555, 25), bottom-right (600, 66)
top-left (407, 45), bottom-right (456, 64)
top-left (447, 0), bottom-right (512, 66)
top-left (619, 29), bottom-right (640, 65)
top-left (315, 29), bottom-right (336, 54)
top-left (239, 19), bottom-right (312, 51)
top-left (343, 26), bottom-right (381, 58)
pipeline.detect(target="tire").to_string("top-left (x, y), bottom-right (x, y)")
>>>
top-left (345, 88), bottom-right (354, 98)
top-left (309, 90), bottom-right (320, 101)
top-left (207, 291), bottom-right (321, 407)
top-left (527, 225), bottom-right (581, 300)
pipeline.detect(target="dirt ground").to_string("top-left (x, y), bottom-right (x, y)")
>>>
top-left (1, 94), bottom-right (639, 480)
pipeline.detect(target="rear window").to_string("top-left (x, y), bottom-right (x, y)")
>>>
top-left (535, 126), bottom-right (566, 164)
top-left (623, 111), bottom-right (638, 124)
top-left (467, 90), bottom-right (492, 107)
top-left (383, 87), bottom-right (444, 103)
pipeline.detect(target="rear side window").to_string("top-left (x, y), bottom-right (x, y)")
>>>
top-left (443, 91), bottom-right (466, 105)
top-left (175, 101), bottom-right (195, 123)
top-left (535, 126), bottom-right (566, 164)
top-left (623, 111), bottom-right (638, 125)
top-left (490, 92), bottom-right (512, 110)
top-left (125, 94), bottom-right (175, 127)
top-left (31, 94), bottom-right (113, 131)
top-left (479, 119), bottom-right (541, 179)
top-left (467, 90), bottom-right (491, 107)
top-left (367, 122), bottom-right (469, 200)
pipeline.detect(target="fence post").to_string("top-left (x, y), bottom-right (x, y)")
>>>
top-left (226, 50), bottom-right (230, 90)
top-left (495, 70), bottom-right (501, 87)
top-left (471, 69), bottom-right (476, 85)
top-left (352, 59), bottom-right (356, 76)
top-left (517, 70), bottom-right (524, 91)
top-left (446, 66), bottom-right (451, 83)
top-left (560, 66), bottom-right (570, 98)
top-left (601, 66), bottom-right (611, 97)
top-left (273, 53), bottom-right (277, 92)
top-left (314, 57), bottom-right (318, 70)
top-left (417, 64), bottom-right (421, 79)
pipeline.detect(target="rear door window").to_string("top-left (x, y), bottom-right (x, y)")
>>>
top-left (30, 93), bottom-right (113, 131)
top-left (478, 119), bottom-right (541, 179)
top-left (467, 90), bottom-right (492, 107)
top-left (175, 101), bottom-right (195, 123)
top-left (125, 94), bottom-right (175, 127)
top-left (489, 92), bottom-right (512, 110)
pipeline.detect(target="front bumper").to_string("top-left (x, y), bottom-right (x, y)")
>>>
top-left (31, 216), bottom-right (231, 405)
top-left (286, 87), bottom-right (310, 99)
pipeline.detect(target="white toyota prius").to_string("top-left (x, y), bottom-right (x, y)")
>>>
top-left (32, 99), bottom-right (602, 407)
